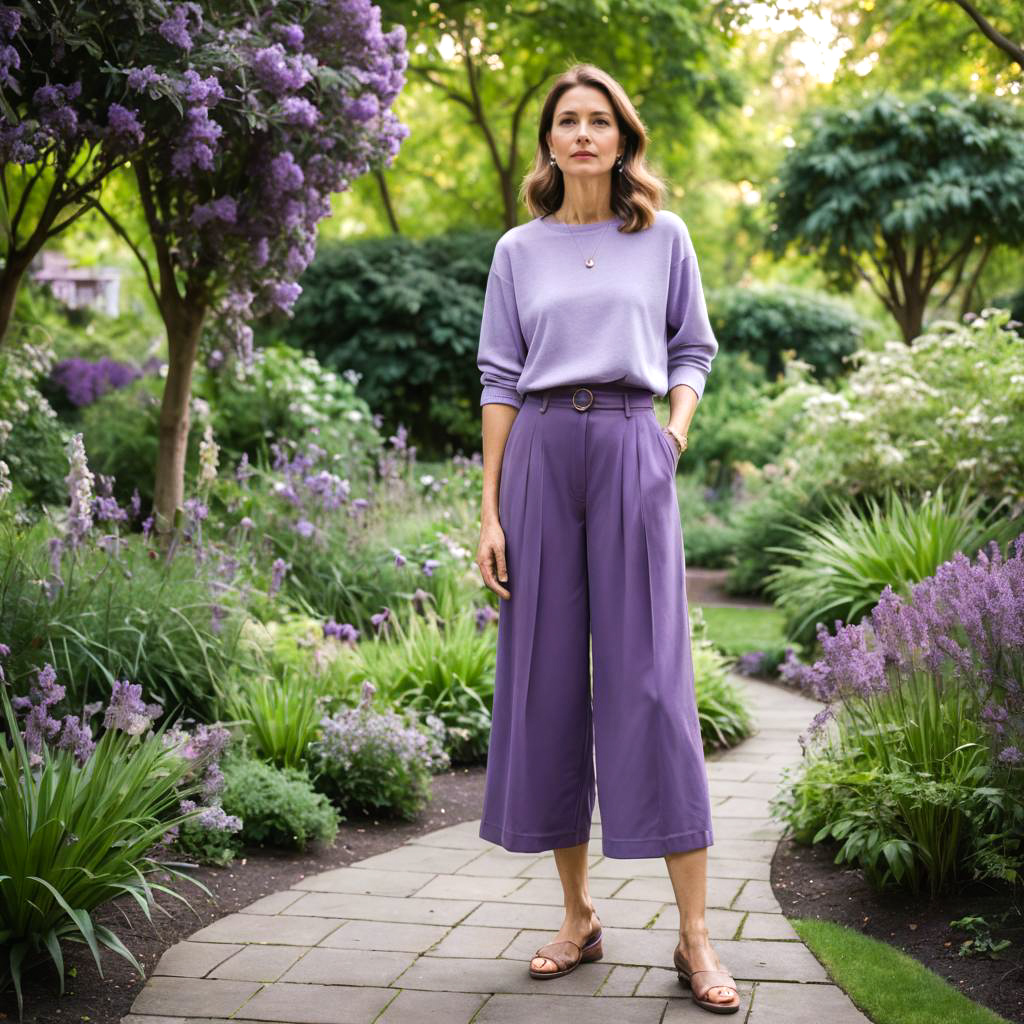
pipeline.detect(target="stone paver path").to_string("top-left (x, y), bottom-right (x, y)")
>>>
top-left (122, 675), bottom-right (871, 1023)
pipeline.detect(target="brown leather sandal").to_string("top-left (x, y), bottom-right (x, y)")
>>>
top-left (674, 944), bottom-right (740, 1014)
top-left (529, 923), bottom-right (603, 979)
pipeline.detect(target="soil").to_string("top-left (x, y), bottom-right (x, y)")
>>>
top-left (771, 832), bottom-right (1024, 1024)
top-left (0, 763), bottom-right (490, 1024)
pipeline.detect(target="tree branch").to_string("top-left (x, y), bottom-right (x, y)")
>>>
top-left (92, 199), bottom-right (161, 309)
top-left (949, 0), bottom-right (1024, 65)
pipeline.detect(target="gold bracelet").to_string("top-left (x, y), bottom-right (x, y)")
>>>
top-left (663, 425), bottom-right (688, 455)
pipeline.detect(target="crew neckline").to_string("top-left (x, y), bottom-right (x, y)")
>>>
top-left (538, 213), bottom-right (622, 232)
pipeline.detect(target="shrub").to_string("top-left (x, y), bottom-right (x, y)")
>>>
top-left (708, 283), bottom-right (868, 382)
top-left (220, 753), bottom-right (339, 850)
top-left (771, 534), bottom-right (1024, 896)
top-left (726, 307), bottom-right (1024, 595)
top-left (308, 680), bottom-right (450, 819)
top-left (271, 227), bottom-right (505, 458)
top-left (353, 596), bottom-right (496, 764)
top-left (689, 607), bottom-right (755, 752)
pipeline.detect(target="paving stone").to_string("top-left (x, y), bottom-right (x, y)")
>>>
top-left (237, 982), bottom-right (395, 1023)
top-left (611, 875), bottom-right (743, 909)
top-left (463, 898), bottom-right (658, 930)
top-left (731, 879), bottom-right (783, 913)
top-left (128, 976), bottom-right (260, 1018)
top-left (407, 827), bottom-right (495, 851)
top-left (424, 924), bottom-right (518, 958)
top-left (240, 890), bottom-right (305, 914)
top-left (715, 797), bottom-right (779, 818)
top-left (410, 873), bottom-right (525, 901)
top-left (494, 875), bottom-right (622, 905)
top-left (283, 891), bottom-right (478, 925)
top-left (279, 947), bottom-right (417, 986)
top-left (706, 856), bottom-right (772, 880)
top-left (121, 1017), bottom-right (189, 1024)
top-left (748, 979), bottom-right (870, 1023)
top-left (709, 779), bottom-right (784, 801)
top-left (516, 853), bottom-right (601, 878)
top-left (645, 907), bottom-right (746, 937)
top-left (454, 847), bottom-right (545, 877)
top-left (596, 963), bottom-right (646, 997)
top-left (189, 913), bottom-right (344, 946)
top-left (703, 838), bottom-right (778, 863)
top-left (740, 913), bottom-right (801, 940)
top-left (352, 844), bottom-right (482, 874)
top-left (589, 856), bottom-right (669, 878)
top-left (709, 817), bottom-right (786, 840)
top-left (704, 938), bottom-right (830, 983)
top-left (475, 993), bottom-right (666, 1022)
top-left (394, 954), bottom-right (612, 995)
top-left (293, 866), bottom-right (438, 897)
top-left (317, 919), bottom-right (450, 953)
top-left (705, 761), bottom-right (758, 780)
top-left (208, 944), bottom-right (308, 982)
top-left (373, 988), bottom-right (488, 1023)
top-left (153, 940), bottom-right (242, 978)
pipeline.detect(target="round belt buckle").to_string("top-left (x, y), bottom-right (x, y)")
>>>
top-left (572, 387), bottom-right (594, 411)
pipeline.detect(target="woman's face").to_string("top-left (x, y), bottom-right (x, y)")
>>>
top-left (546, 85), bottom-right (623, 180)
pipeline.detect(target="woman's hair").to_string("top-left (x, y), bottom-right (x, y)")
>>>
top-left (521, 63), bottom-right (669, 233)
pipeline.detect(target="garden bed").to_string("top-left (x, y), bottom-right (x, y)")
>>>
top-left (0, 763), bottom-right (489, 1024)
top-left (771, 832), bottom-right (1024, 1024)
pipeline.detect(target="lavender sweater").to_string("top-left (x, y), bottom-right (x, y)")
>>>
top-left (477, 209), bottom-right (719, 410)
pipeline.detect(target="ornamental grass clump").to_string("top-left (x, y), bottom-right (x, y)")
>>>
top-left (774, 533), bottom-right (1024, 897)
top-left (0, 649), bottom-right (211, 1022)
top-left (309, 680), bottom-right (449, 820)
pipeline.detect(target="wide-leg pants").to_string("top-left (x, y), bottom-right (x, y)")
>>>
top-left (479, 381), bottom-right (714, 859)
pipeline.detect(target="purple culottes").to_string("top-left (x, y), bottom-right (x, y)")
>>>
top-left (478, 381), bottom-right (715, 859)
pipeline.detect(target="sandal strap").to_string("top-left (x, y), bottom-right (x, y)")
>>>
top-left (690, 968), bottom-right (739, 1001)
top-left (533, 938), bottom-right (583, 970)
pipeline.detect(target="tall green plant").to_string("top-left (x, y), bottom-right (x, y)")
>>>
top-left (764, 481), bottom-right (1019, 647)
top-left (0, 685), bottom-right (210, 1020)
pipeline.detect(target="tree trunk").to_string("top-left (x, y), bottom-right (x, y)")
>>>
top-left (152, 302), bottom-right (207, 535)
top-left (0, 250), bottom-right (34, 347)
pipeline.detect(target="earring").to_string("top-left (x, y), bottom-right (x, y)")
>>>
top-left (549, 153), bottom-right (557, 166)
top-left (615, 154), bottom-right (624, 170)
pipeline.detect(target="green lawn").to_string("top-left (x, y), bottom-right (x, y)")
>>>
top-left (791, 917), bottom-right (1013, 1024)
top-left (694, 603), bottom-right (789, 658)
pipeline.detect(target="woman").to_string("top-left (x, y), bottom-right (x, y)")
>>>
top-left (474, 63), bottom-right (739, 1015)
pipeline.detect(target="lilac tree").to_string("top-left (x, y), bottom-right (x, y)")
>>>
top-left (0, 2), bottom-right (170, 344)
top-left (94, 1), bottom-right (409, 533)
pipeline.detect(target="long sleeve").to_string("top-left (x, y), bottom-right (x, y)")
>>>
top-left (477, 244), bottom-right (527, 410)
top-left (666, 225), bottom-right (718, 403)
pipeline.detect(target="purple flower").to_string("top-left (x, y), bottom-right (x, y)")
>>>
top-left (370, 606), bottom-right (391, 634)
top-left (998, 745), bottom-right (1022, 765)
top-left (106, 103), bottom-right (145, 147)
top-left (159, 3), bottom-right (202, 50)
top-left (51, 357), bottom-right (141, 407)
top-left (192, 195), bottom-right (237, 228)
top-left (421, 559), bottom-right (441, 578)
top-left (269, 557), bottom-right (289, 597)
top-left (127, 65), bottom-right (166, 92)
top-left (103, 680), bottom-right (162, 736)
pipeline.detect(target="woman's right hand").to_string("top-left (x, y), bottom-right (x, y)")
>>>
top-left (477, 518), bottom-right (511, 600)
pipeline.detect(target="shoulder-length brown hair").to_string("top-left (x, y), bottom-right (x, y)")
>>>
top-left (521, 63), bottom-right (668, 234)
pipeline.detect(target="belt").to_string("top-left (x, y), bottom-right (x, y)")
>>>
top-left (527, 383), bottom-right (655, 416)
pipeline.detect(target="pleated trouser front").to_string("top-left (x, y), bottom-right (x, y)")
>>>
top-left (478, 381), bottom-right (715, 859)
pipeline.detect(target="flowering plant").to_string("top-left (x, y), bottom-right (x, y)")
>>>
top-left (308, 679), bottom-right (449, 819)
top-left (773, 534), bottom-right (1024, 894)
